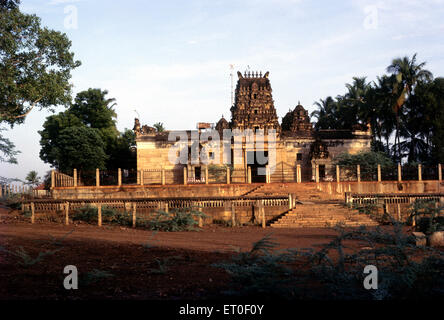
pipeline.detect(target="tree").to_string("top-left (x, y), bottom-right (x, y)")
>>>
top-left (106, 129), bottom-right (136, 170)
top-left (386, 53), bottom-right (433, 161)
top-left (0, 0), bottom-right (20, 10)
top-left (39, 89), bottom-right (136, 172)
top-left (332, 151), bottom-right (393, 180)
top-left (0, 128), bottom-right (19, 163)
top-left (153, 122), bottom-right (165, 132)
top-left (0, 2), bottom-right (80, 162)
top-left (25, 170), bottom-right (41, 187)
top-left (50, 126), bottom-right (107, 173)
top-left (311, 96), bottom-right (338, 130)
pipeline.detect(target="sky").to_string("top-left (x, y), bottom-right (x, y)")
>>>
top-left (1, 0), bottom-right (444, 183)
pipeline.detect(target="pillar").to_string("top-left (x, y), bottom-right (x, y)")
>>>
top-left (96, 168), bottom-right (100, 187)
top-left (288, 194), bottom-right (293, 210)
top-left (231, 202), bottom-right (236, 227)
top-left (31, 202), bottom-right (35, 224)
top-left (247, 166), bottom-right (252, 184)
top-left (205, 166), bottom-right (209, 185)
top-left (132, 202), bottom-right (136, 228)
top-left (297, 164), bottom-right (301, 183)
top-left (377, 164), bottom-right (381, 182)
top-left (336, 165), bottom-right (340, 183)
top-left (140, 170), bottom-right (144, 186)
top-left (418, 164), bottom-right (422, 181)
top-left (198, 204), bottom-right (203, 227)
top-left (51, 170), bottom-right (55, 189)
top-left (183, 167), bottom-right (187, 185)
top-left (65, 202), bottom-right (69, 225)
top-left (438, 164), bottom-right (442, 181)
top-left (398, 163), bottom-right (402, 182)
top-left (265, 165), bottom-right (269, 184)
top-left (261, 201), bottom-right (266, 228)
top-left (357, 165), bottom-right (361, 183)
top-left (226, 167), bottom-right (230, 184)
top-left (73, 169), bottom-right (77, 187)
top-left (118, 168), bottom-right (122, 186)
top-left (315, 164), bottom-right (319, 183)
top-left (97, 204), bottom-right (102, 227)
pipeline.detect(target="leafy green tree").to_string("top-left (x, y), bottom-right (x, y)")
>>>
top-left (0, 0), bottom-right (20, 10)
top-left (51, 126), bottom-right (107, 173)
top-left (106, 129), bottom-right (136, 170)
top-left (0, 129), bottom-right (19, 163)
top-left (25, 170), bottom-right (40, 187)
top-left (39, 89), bottom-right (136, 172)
top-left (332, 151), bottom-right (393, 180)
top-left (0, 2), bottom-right (80, 162)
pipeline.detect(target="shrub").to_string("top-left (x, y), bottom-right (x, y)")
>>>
top-left (141, 207), bottom-right (206, 232)
top-left (408, 199), bottom-right (444, 235)
top-left (72, 205), bottom-right (132, 226)
top-left (213, 224), bottom-right (444, 299)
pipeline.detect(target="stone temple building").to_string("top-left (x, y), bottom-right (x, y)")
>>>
top-left (134, 71), bottom-right (371, 184)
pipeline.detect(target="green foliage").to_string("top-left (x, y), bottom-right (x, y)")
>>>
top-left (143, 207), bottom-right (206, 232)
top-left (25, 170), bottom-right (40, 187)
top-left (0, 3), bottom-right (80, 163)
top-left (332, 151), bottom-right (393, 180)
top-left (2, 192), bottom-right (22, 209)
top-left (153, 122), bottom-right (165, 132)
top-left (0, 5), bottom-right (80, 125)
top-left (214, 224), bottom-right (444, 299)
top-left (0, 245), bottom-right (60, 267)
top-left (311, 54), bottom-right (443, 163)
top-left (212, 234), bottom-right (298, 298)
top-left (0, 128), bottom-right (19, 163)
top-left (147, 256), bottom-right (182, 275)
top-left (52, 126), bottom-right (108, 172)
top-left (72, 205), bottom-right (132, 226)
top-left (408, 199), bottom-right (444, 235)
top-left (82, 269), bottom-right (114, 286)
top-left (39, 89), bottom-right (136, 172)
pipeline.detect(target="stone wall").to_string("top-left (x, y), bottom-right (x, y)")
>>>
top-left (51, 184), bottom-right (258, 200)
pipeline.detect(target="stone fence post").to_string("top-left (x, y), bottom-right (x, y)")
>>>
top-left (51, 170), bottom-right (55, 189)
top-left (297, 164), bottom-right (301, 183)
top-left (226, 166), bottom-right (230, 184)
top-left (96, 168), bottom-right (100, 187)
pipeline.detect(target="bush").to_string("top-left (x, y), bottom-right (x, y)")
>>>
top-left (72, 205), bottom-right (132, 226)
top-left (408, 199), bottom-right (444, 235)
top-left (213, 224), bottom-right (444, 299)
top-left (141, 207), bottom-right (206, 232)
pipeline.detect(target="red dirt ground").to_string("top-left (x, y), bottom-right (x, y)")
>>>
top-left (0, 205), bottom-right (419, 300)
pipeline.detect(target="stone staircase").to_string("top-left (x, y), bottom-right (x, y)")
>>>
top-left (270, 200), bottom-right (379, 228)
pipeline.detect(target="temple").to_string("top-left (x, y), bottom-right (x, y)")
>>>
top-left (134, 71), bottom-right (371, 183)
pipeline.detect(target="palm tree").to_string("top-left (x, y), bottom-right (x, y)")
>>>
top-left (153, 122), bottom-right (165, 132)
top-left (311, 96), bottom-right (337, 129)
top-left (25, 170), bottom-right (41, 188)
top-left (386, 53), bottom-right (433, 161)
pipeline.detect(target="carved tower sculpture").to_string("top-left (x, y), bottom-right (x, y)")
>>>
top-left (230, 71), bottom-right (280, 134)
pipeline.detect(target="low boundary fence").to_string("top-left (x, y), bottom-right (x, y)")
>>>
top-left (21, 195), bottom-right (291, 228)
top-left (51, 163), bottom-right (443, 188)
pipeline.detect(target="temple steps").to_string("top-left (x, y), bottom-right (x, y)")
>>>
top-left (270, 201), bottom-right (378, 228)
